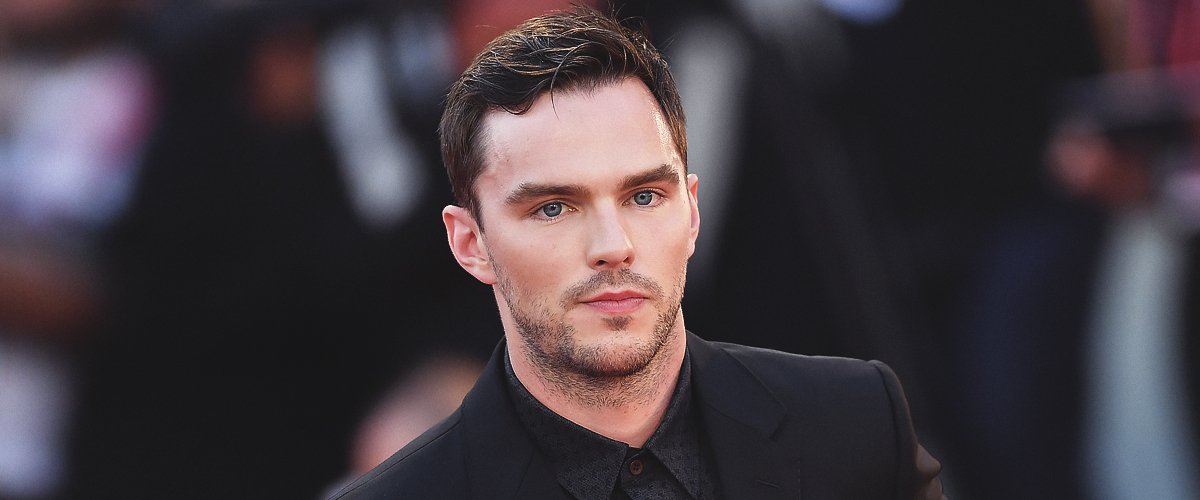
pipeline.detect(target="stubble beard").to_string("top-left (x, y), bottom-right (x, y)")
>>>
top-left (497, 266), bottom-right (687, 408)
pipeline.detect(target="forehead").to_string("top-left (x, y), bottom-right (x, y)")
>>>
top-left (476, 78), bottom-right (681, 193)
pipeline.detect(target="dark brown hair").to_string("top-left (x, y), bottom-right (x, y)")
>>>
top-left (438, 6), bottom-right (687, 225)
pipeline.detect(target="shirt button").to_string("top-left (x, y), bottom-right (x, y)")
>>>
top-left (628, 459), bottom-right (644, 476)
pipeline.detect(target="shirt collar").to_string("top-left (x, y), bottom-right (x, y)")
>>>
top-left (504, 350), bottom-right (703, 500)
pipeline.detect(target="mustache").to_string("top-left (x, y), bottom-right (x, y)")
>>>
top-left (560, 269), bottom-right (663, 308)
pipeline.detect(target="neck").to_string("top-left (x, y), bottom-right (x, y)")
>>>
top-left (508, 322), bottom-right (687, 447)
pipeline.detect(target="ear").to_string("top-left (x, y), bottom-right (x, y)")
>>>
top-left (686, 173), bottom-right (701, 257)
top-left (443, 205), bottom-right (497, 285)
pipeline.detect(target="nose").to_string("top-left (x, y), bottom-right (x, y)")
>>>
top-left (587, 209), bottom-right (634, 270)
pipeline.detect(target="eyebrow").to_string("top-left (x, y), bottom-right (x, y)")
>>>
top-left (504, 182), bottom-right (587, 206)
top-left (618, 164), bottom-right (681, 191)
top-left (504, 164), bottom-right (681, 206)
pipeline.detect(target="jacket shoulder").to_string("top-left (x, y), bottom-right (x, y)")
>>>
top-left (706, 341), bottom-right (919, 497)
top-left (707, 341), bottom-right (903, 408)
top-left (329, 409), bottom-right (469, 499)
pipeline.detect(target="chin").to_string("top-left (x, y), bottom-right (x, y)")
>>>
top-left (565, 331), bottom-right (662, 378)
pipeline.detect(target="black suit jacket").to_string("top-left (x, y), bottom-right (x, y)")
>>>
top-left (333, 332), bottom-right (922, 499)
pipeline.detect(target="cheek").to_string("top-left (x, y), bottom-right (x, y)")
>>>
top-left (493, 234), bottom-right (569, 292)
top-left (648, 206), bottom-right (694, 244)
top-left (634, 217), bottom-right (694, 263)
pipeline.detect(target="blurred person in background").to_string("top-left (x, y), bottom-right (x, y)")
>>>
top-left (1047, 1), bottom-right (1200, 498)
top-left (926, 0), bottom-right (1200, 498)
top-left (0, 0), bottom-right (155, 497)
top-left (62, 1), bottom-right (496, 497)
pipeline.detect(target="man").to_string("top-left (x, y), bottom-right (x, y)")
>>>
top-left (333, 7), bottom-right (944, 500)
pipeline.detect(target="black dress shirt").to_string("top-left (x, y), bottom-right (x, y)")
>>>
top-left (504, 351), bottom-right (716, 500)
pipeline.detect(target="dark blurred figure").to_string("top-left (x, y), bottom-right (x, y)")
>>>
top-left (0, 0), bottom-right (155, 497)
top-left (1047, 1), bottom-right (1200, 497)
top-left (65, 2), bottom-right (495, 497)
top-left (933, 0), bottom-right (1200, 498)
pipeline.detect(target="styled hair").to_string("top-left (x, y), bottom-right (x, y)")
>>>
top-left (438, 6), bottom-right (687, 224)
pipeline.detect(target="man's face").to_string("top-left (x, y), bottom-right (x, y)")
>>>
top-left (447, 78), bottom-right (699, 380)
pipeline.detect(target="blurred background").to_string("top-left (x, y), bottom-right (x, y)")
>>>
top-left (0, 0), bottom-right (1197, 498)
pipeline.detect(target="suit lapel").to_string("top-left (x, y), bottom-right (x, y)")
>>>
top-left (689, 333), bottom-right (802, 500)
top-left (460, 340), bottom-right (570, 500)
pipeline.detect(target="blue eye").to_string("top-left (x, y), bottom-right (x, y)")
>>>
top-left (541, 202), bottom-right (564, 217)
top-left (633, 191), bottom-right (656, 206)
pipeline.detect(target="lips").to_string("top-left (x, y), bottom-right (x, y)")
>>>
top-left (580, 291), bottom-right (648, 314)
